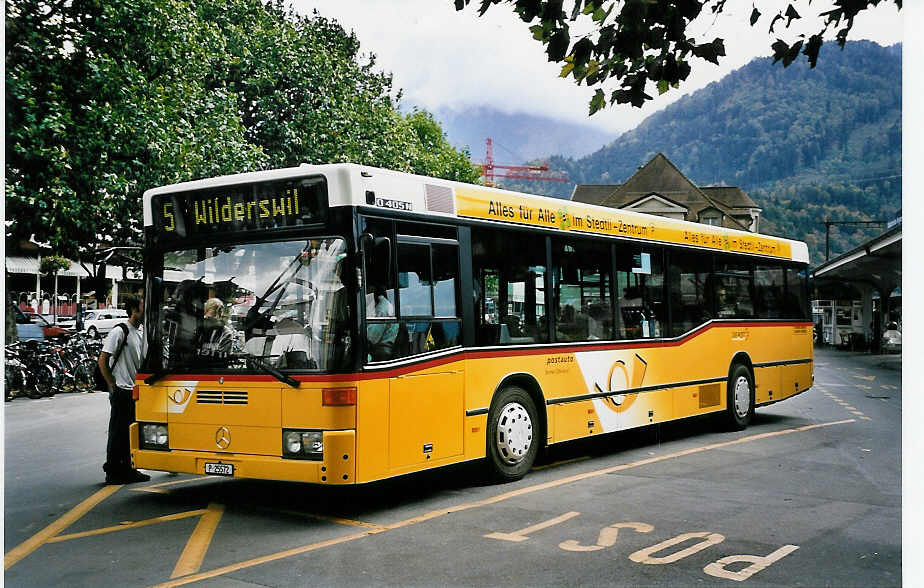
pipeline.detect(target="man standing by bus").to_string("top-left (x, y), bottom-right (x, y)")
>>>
top-left (98, 295), bottom-right (150, 485)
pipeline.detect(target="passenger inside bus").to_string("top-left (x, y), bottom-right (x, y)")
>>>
top-left (196, 298), bottom-right (234, 359)
top-left (366, 287), bottom-right (398, 361)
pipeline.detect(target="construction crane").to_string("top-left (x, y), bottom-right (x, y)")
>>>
top-left (480, 138), bottom-right (569, 187)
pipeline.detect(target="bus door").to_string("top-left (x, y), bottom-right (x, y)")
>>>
top-left (362, 219), bottom-right (465, 471)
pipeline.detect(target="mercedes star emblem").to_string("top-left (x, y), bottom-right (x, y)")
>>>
top-left (215, 426), bottom-right (231, 450)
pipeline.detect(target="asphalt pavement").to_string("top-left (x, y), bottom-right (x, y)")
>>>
top-left (4, 346), bottom-right (904, 586)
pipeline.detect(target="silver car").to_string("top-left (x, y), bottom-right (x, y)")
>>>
top-left (82, 308), bottom-right (129, 338)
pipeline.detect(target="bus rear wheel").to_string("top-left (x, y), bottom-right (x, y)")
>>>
top-left (724, 364), bottom-right (754, 431)
top-left (486, 386), bottom-right (539, 482)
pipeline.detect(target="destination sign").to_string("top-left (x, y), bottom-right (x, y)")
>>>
top-left (152, 177), bottom-right (326, 240)
top-left (455, 187), bottom-right (792, 260)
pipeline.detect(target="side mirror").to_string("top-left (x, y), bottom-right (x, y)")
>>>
top-left (361, 233), bottom-right (392, 288)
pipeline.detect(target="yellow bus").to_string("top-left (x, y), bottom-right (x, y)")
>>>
top-left (132, 164), bottom-right (813, 484)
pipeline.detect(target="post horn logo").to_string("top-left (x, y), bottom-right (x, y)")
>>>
top-left (594, 354), bottom-right (648, 413)
top-left (215, 426), bottom-right (231, 450)
top-left (169, 388), bottom-right (192, 404)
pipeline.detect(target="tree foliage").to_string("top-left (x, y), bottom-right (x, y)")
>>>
top-left (6, 0), bottom-right (479, 261)
top-left (39, 255), bottom-right (71, 276)
top-left (454, 0), bottom-right (901, 112)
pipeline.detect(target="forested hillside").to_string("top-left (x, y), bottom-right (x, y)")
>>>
top-left (502, 41), bottom-right (901, 265)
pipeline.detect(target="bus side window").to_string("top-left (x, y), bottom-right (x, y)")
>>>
top-left (363, 218), bottom-right (398, 362)
top-left (713, 255), bottom-right (755, 319)
top-left (754, 263), bottom-right (784, 319)
top-left (364, 219), bottom-right (462, 362)
top-left (669, 249), bottom-right (711, 336)
top-left (615, 246), bottom-right (665, 339)
top-left (552, 237), bottom-right (611, 343)
top-left (783, 266), bottom-right (809, 320)
top-left (472, 228), bottom-right (547, 346)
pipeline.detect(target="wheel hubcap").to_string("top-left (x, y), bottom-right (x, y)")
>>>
top-left (734, 375), bottom-right (751, 418)
top-left (496, 402), bottom-right (533, 465)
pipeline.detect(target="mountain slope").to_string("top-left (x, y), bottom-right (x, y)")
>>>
top-left (498, 41), bottom-right (901, 263)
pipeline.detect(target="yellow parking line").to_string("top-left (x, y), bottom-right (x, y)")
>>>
top-left (151, 418), bottom-right (855, 588)
top-left (532, 456), bottom-right (591, 471)
top-left (5, 485), bottom-right (121, 569)
top-left (258, 508), bottom-right (383, 530)
top-left (132, 477), bottom-right (213, 494)
top-left (47, 510), bottom-right (208, 542)
top-left (171, 503), bottom-right (225, 578)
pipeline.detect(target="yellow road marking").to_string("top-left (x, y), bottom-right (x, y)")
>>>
top-left (171, 503), bottom-right (225, 579)
top-left (485, 511), bottom-right (580, 542)
top-left (853, 374), bottom-right (876, 382)
top-left (132, 477), bottom-right (213, 494)
top-left (559, 521), bottom-right (654, 552)
top-left (150, 419), bottom-right (854, 588)
top-left (532, 456), bottom-right (591, 471)
top-left (258, 508), bottom-right (383, 530)
top-left (4, 485), bottom-right (121, 569)
top-left (47, 510), bottom-right (208, 542)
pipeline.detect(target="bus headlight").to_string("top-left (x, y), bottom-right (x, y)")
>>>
top-left (282, 429), bottom-right (323, 460)
top-left (140, 422), bottom-right (169, 450)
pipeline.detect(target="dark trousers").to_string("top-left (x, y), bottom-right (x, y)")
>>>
top-left (104, 387), bottom-right (135, 475)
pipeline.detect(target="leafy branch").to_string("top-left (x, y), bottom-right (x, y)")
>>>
top-left (455, 0), bottom-right (901, 113)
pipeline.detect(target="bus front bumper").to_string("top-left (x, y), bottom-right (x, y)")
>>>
top-left (130, 425), bottom-right (356, 484)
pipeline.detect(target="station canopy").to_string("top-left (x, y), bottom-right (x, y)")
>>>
top-left (812, 224), bottom-right (901, 296)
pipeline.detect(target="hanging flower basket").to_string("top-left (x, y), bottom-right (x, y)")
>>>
top-left (40, 255), bottom-right (71, 275)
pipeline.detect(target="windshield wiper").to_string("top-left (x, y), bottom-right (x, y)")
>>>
top-left (245, 355), bottom-right (300, 388)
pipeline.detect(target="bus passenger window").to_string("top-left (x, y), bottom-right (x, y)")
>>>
top-left (398, 243), bottom-right (433, 316)
top-left (473, 228), bottom-right (547, 346)
top-left (364, 222), bottom-right (461, 362)
top-left (713, 256), bottom-right (755, 319)
top-left (432, 244), bottom-right (458, 317)
top-left (615, 247), bottom-right (664, 339)
top-left (553, 238), bottom-right (611, 342)
top-left (754, 264), bottom-right (784, 319)
top-left (669, 249), bottom-right (711, 336)
top-left (783, 266), bottom-right (809, 320)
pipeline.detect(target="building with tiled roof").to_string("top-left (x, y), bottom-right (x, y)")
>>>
top-left (569, 153), bottom-right (762, 232)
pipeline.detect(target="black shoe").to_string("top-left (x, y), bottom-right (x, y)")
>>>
top-left (124, 469), bottom-right (151, 483)
top-left (105, 469), bottom-right (150, 485)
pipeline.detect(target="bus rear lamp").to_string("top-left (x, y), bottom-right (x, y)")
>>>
top-left (282, 429), bottom-right (323, 460)
top-left (140, 423), bottom-right (169, 450)
top-left (322, 387), bottom-right (356, 406)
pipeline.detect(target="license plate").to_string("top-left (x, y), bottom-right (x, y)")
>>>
top-left (204, 462), bottom-right (234, 476)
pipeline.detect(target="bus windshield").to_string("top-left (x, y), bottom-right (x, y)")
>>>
top-left (155, 237), bottom-right (352, 373)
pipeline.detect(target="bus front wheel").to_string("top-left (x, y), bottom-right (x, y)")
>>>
top-left (486, 386), bottom-right (539, 482)
top-left (724, 364), bottom-right (754, 431)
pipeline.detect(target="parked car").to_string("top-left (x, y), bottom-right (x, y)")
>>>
top-left (11, 306), bottom-right (71, 340)
top-left (82, 308), bottom-right (129, 338)
top-left (881, 322), bottom-right (901, 353)
top-left (11, 305), bottom-right (43, 341)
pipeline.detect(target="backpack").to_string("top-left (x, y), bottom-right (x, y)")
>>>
top-left (93, 323), bottom-right (130, 391)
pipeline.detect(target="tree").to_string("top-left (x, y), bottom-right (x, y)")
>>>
top-left (6, 0), bottom-right (479, 264)
top-left (454, 0), bottom-right (901, 112)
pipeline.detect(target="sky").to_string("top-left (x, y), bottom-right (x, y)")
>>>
top-left (295, 1), bottom-right (904, 136)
